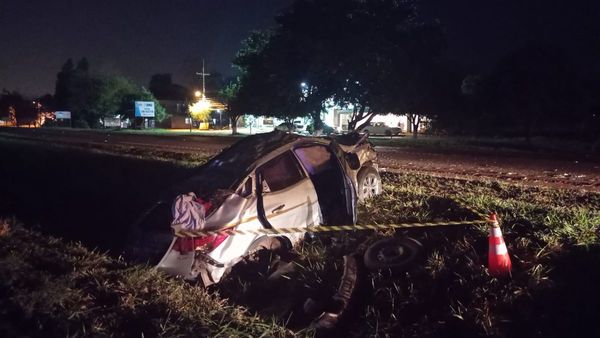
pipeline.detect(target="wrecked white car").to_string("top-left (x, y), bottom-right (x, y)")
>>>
top-left (127, 131), bottom-right (381, 286)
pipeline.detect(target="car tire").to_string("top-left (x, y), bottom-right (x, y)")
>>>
top-left (125, 202), bottom-right (174, 265)
top-left (385, 130), bottom-right (392, 136)
top-left (363, 237), bottom-right (422, 272)
top-left (357, 166), bottom-right (382, 201)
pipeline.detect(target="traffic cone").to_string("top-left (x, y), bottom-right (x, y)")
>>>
top-left (488, 213), bottom-right (512, 277)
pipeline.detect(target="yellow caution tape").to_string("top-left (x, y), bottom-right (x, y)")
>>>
top-left (174, 219), bottom-right (490, 238)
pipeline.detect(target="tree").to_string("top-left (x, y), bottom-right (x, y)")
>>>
top-left (54, 59), bottom-right (74, 111)
top-left (0, 90), bottom-right (23, 125)
top-left (394, 59), bottom-right (461, 138)
top-left (233, 30), bottom-right (310, 123)
top-left (148, 74), bottom-right (190, 100)
top-left (93, 75), bottom-right (167, 122)
top-left (485, 43), bottom-right (582, 141)
top-left (76, 58), bottom-right (90, 73)
top-left (93, 76), bottom-right (137, 117)
top-left (53, 59), bottom-right (167, 127)
top-left (233, 0), bottom-right (446, 133)
top-left (0, 90), bottom-right (37, 126)
top-left (36, 94), bottom-right (55, 112)
top-left (53, 57), bottom-right (102, 127)
top-left (219, 78), bottom-right (243, 135)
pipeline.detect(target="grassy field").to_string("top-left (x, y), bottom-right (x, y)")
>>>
top-left (1, 137), bottom-right (599, 337)
top-left (216, 172), bottom-right (600, 337)
top-left (0, 220), bottom-right (294, 337)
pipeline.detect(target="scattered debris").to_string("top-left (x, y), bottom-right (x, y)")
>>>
top-left (312, 255), bottom-right (359, 329)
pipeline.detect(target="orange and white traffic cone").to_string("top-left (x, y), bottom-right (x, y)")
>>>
top-left (488, 213), bottom-right (512, 277)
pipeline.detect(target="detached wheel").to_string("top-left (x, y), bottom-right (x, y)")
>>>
top-left (364, 237), bottom-right (422, 272)
top-left (357, 166), bottom-right (382, 201)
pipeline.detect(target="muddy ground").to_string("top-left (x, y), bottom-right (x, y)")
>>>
top-left (377, 146), bottom-right (600, 191)
top-left (1, 127), bottom-right (598, 191)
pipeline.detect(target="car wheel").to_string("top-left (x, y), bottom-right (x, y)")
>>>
top-left (125, 202), bottom-right (174, 265)
top-left (385, 130), bottom-right (392, 136)
top-left (357, 166), bottom-right (382, 201)
top-left (363, 237), bottom-right (422, 272)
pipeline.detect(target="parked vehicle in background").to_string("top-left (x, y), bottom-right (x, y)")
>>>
top-left (360, 122), bottom-right (401, 136)
top-left (274, 122), bottom-right (296, 132)
top-left (275, 120), bottom-right (309, 134)
top-left (293, 120), bottom-right (308, 134)
top-left (127, 131), bottom-right (381, 286)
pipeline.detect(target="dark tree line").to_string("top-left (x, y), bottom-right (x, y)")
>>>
top-left (229, 0), bottom-right (455, 135)
top-left (433, 43), bottom-right (599, 142)
top-left (228, 0), bottom-right (600, 141)
top-left (54, 58), bottom-right (166, 128)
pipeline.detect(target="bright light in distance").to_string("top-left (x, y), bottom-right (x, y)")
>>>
top-left (194, 90), bottom-right (202, 97)
top-left (300, 82), bottom-right (307, 87)
top-left (190, 98), bottom-right (211, 113)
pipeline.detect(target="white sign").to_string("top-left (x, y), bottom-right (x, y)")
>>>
top-left (55, 111), bottom-right (71, 119)
top-left (135, 101), bottom-right (155, 118)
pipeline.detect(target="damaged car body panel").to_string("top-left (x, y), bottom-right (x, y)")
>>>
top-left (140, 131), bottom-right (379, 286)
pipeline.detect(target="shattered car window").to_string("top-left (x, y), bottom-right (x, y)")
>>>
top-left (258, 151), bottom-right (305, 192)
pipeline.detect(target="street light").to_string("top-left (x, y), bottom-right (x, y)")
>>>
top-left (194, 90), bottom-right (202, 98)
top-left (300, 82), bottom-right (309, 101)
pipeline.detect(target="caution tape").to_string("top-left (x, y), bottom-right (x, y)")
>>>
top-left (174, 219), bottom-right (490, 238)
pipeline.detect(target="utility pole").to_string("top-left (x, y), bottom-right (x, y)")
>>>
top-left (195, 59), bottom-right (210, 99)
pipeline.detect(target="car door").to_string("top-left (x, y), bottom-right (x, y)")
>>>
top-left (256, 150), bottom-right (321, 231)
top-left (329, 140), bottom-right (357, 224)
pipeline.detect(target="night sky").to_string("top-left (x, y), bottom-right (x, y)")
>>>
top-left (2, 0), bottom-right (599, 97)
top-left (1, 0), bottom-right (295, 96)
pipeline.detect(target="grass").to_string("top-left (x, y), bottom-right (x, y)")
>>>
top-left (0, 219), bottom-right (295, 337)
top-left (1, 135), bottom-right (600, 337)
top-left (217, 172), bottom-right (600, 337)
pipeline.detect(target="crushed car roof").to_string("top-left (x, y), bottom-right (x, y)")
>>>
top-left (168, 131), bottom-right (367, 199)
top-left (177, 131), bottom-right (304, 196)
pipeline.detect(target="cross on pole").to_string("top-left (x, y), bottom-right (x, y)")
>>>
top-left (195, 59), bottom-right (210, 99)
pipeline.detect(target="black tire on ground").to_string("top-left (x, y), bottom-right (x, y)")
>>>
top-left (357, 166), bottom-right (382, 201)
top-left (385, 130), bottom-right (392, 136)
top-left (124, 202), bottom-right (174, 265)
top-left (363, 237), bottom-right (422, 272)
